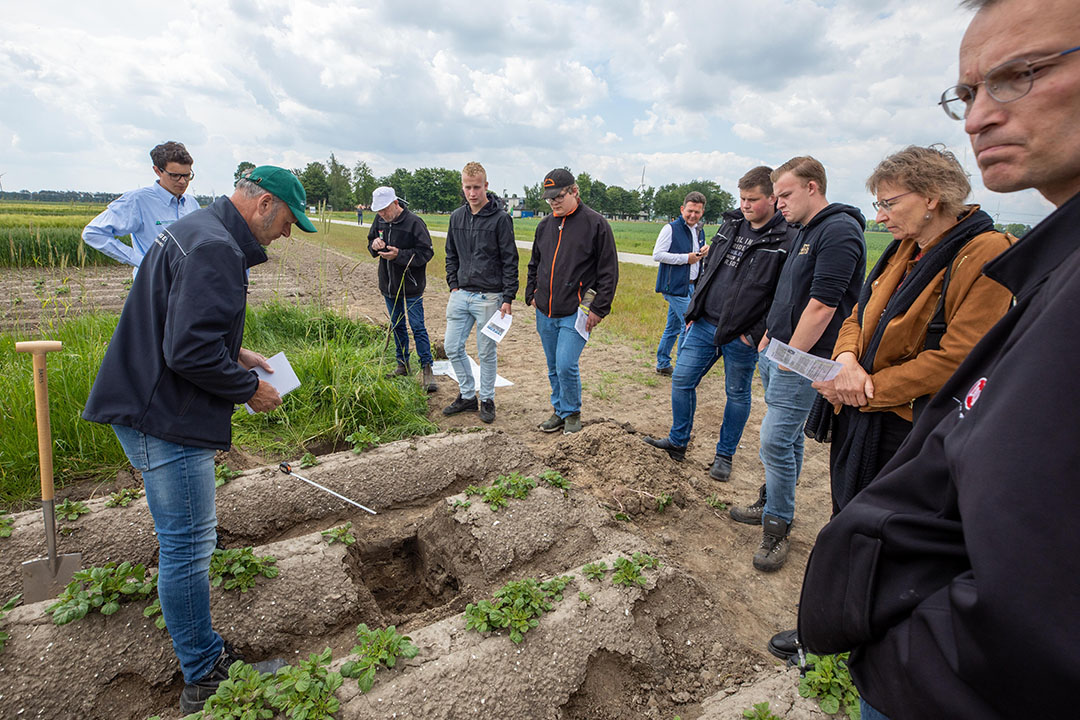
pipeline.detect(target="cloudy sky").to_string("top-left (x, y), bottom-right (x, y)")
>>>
top-left (0, 0), bottom-right (1053, 225)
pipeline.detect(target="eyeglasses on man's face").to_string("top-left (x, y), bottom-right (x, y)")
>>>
top-left (872, 191), bottom-right (914, 213)
top-left (158, 167), bottom-right (194, 182)
top-left (939, 44), bottom-right (1080, 120)
top-left (545, 188), bottom-right (571, 204)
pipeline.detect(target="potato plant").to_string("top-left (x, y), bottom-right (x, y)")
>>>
top-left (0, 513), bottom-right (12, 538)
top-left (340, 623), bottom-right (419, 693)
top-left (209, 547), bottom-right (279, 592)
top-left (464, 471), bottom-right (537, 511)
top-left (196, 660), bottom-right (276, 719)
top-left (47, 562), bottom-right (157, 625)
top-left (104, 487), bottom-right (142, 508)
top-left (464, 575), bottom-right (573, 644)
top-left (214, 464), bottom-right (240, 488)
top-left (0, 594), bottom-right (22, 653)
top-left (55, 498), bottom-right (90, 521)
top-left (268, 647), bottom-right (343, 720)
top-left (799, 652), bottom-right (860, 719)
top-left (321, 522), bottom-right (356, 546)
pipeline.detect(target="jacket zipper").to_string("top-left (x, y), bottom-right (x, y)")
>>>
top-left (548, 216), bottom-right (566, 316)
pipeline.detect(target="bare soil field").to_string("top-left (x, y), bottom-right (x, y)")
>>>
top-left (0, 235), bottom-right (837, 719)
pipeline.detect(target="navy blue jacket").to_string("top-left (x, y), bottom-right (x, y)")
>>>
top-left (82, 197), bottom-right (266, 450)
top-left (766, 203), bottom-right (866, 357)
top-left (655, 216), bottom-right (704, 296)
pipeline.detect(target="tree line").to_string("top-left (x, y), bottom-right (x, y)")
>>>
top-left (235, 157), bottom-right (735, 222)
top-left (866, 219), bottom-right (1032, 237)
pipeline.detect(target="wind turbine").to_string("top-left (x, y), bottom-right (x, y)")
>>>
top-left (0, 173), bottom-right (6, 193)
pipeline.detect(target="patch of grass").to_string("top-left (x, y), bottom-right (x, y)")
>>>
top-left (0, 304), bottom-right (436, 509)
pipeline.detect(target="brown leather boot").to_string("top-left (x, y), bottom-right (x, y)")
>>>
top-left (421, 364), bottom-right (437, 393)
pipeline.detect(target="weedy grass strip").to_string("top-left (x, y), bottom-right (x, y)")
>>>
top-left (0, 303), bottom-right (436, 509)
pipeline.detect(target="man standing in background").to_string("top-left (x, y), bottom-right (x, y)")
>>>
top-left (83, 141), bottom-right (200, 275)
top-left (525, 168), bottom-right (619, 435)
top-left (368, 186), bottom-right (437, 392)
top-left (651, 191), bottom-right (708, 376)
top-left (442, 162), bottom-right (518, 423)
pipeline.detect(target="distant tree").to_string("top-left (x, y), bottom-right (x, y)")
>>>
top-left (523, 183), bottom-right (545, 213)
top-left (997, 222), bottom-right (1032, 238)
top-left (233, 161), bottom-right (255, 185)
top-left (379, 168), bottom-right (414, 205)
top-left (640, 186), bottom-right (656, 219)
top-left (326, 153), bottom-right (354, 210)
top-left (654, 181), bottom-right (733, 224)
top-left (299, 162), bottom-right (329, 206)
top-left (352, 161), bottom-right (376, 206)
top-left (605, 185), bottom-right (640, 218)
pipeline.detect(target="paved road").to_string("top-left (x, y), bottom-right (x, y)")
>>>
top-left (329, 218), bottom-right (658, 267)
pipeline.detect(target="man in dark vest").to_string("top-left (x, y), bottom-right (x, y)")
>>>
top-left (644, 167), bottom-right (797, 484)
top-left (651, 191), bottom-right (708, 375)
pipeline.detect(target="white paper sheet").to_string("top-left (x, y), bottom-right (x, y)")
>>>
top-left (431, 357), bottom-right (513, 387)
top-left (245, 351), bottom-right (301, 413)
top-left (574, 308), bottom-right (590, 341)
top-left (764, 339), bottom-right (842, 383)
top-left (480, 311), bottom-right (513, 343)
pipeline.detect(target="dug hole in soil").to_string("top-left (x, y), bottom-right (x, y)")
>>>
top-left (0, 235), bottom-right (838, 719)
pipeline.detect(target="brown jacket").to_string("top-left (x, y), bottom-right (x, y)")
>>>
top-left (833, 218), bottom-right (1014, 421)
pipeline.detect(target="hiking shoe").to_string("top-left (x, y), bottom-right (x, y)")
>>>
top-left (563, 412), bottom-right (583, 434)
top-left (767, 628), bottom-right (800, 664)
top-left (753, 514), bottom-right (790, 572)
top-left (442, 394), bottom-right (478, 416)
top-left (179, 644), bottom-right (288, 712)
top-left (709, 454), bottom-right (733, 482)
top-left (479, 399), bottom-right (495, 424)
top-left (643, 436), bottom-right (686, 462)
top-left (386, 361), bottom-right (409, 379)
top-left (538, 413), bottom-right (565, 433)
top-left (729, 483), bottom-right (767, 525)
top-left (421, 364), bottom-right (437, 393)
top-left (656, 366), bottom-right (673, 377)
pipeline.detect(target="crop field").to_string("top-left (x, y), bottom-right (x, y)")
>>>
top-left (0, 200), bottom-right (858, 719)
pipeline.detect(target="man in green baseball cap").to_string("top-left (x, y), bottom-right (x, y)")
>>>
top-left (241, 165), bottom-right (318, 235)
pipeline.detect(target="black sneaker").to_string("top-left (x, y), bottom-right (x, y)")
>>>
top-left (656, 366), bottom-right (673, 377)
top-left (767, 628), bottom-right (800, 664)
top-left (442, 394), bottom-right (478, 416)
top-left (643, 436), bottom-right (686, 462)
top-left (478, 399), bottom-right (495, 424)
top-left (179, 643), bottom-right (288, 712)
top-left (729, 483), bottom-right (767, 525)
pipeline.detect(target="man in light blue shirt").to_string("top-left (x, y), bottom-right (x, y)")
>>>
top-left (83, 141), bottom-right (200, 274)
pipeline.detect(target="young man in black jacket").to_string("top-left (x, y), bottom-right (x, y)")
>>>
top-left (82, 166), bottom-right (316, 712)
top-left (367, 186), bottom-right (437, 391)
top-left (644, 167), bottom-right (797, 482)
top-left (442, 162), bottom-right (518, 423)
top-left (525, 168), bottom-right (619, 434)
top-left (729, 157), bottom-right (866, 573)
top-left (799, 1), bottom-right (1080, 718)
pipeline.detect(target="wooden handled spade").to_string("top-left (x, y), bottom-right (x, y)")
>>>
top-left (15, 340), bottom-right (81, 603)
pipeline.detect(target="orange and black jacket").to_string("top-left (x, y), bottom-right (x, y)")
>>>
top-left (525, 202), bottom-right (618, 319)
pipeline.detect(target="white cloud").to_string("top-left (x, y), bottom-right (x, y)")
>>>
top-left (0, 0), bottom-right (1053, 225)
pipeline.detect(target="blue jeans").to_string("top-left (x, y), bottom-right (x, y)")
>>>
top-left (668, 321), bottom-right (759, 456)
top-left (384, 294), bottom-right (433, 367)
top-left (656, 285), bottom-right (693, 369)
top-left (444, 290), bottom-right (501, 401)
top-left (535, 309), bottom-right (588, 417)
top-left (112, 425), bottom-right (221, 684)
top-left (758, 351), bottom-right (819, 524)
top-left (861, 698), bottom-right (890, 720)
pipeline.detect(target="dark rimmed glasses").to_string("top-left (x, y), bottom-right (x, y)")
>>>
top-left (545, 188), bottom-right (571, 204)
top-left (939, 44), bottom-right (1080, 120)
top-left (158, 168), bottom-right (195, 182)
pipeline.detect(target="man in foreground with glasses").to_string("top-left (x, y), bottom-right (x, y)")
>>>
top-left (83, 141), bottom-right (200, 275)
top-left (525, 168), bottom-right (618, 434)
top-left (798, 0), bottom-right (1080, 717)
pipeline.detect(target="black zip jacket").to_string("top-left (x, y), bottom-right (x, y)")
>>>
top-left (686, 209), bottom-right (797, 347)
top-left (82, 197), bottom-right (266, 450)
top-left (798, 191), bottom-right (1080, 719)
top-left (445, 192), bottom-right (519, 303)
top-left (367, 207), bottom-right (433, 298)
top-left (766, 203), bottom-right (866, 356)
top-left (525, 202), bottom-right (619, 318)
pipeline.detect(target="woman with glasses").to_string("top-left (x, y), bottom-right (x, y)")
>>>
top-left (811, 145), bottom-right (1014, 513)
